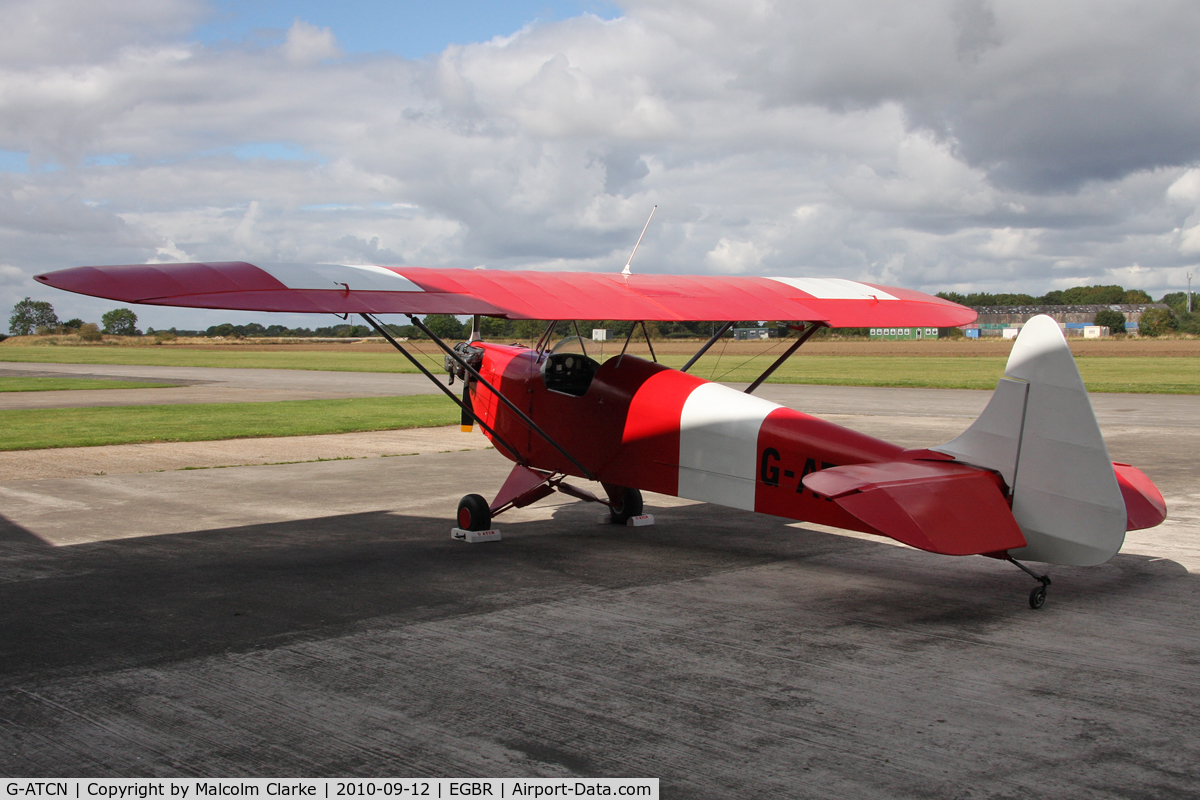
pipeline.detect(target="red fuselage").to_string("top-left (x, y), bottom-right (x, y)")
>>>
top-left (468, 342), bottom-right (908, 534)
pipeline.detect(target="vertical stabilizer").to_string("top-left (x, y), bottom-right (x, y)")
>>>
top-left (934, 316), bottom-right (1126, 566)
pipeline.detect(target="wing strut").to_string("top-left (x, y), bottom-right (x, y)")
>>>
top-left (615, 322), bottom-right (657, 368)
top-left (358, 313), bottom-right (526, 466)
top-left (744, 322), bottom-right (826, 394)
top-left (681, 322), bottom-right (735, 372)
top-left (401, 313), bottom-right (599, 482)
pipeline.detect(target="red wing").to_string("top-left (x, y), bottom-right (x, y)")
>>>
top-left (36, 261), bottom-right (975, 326)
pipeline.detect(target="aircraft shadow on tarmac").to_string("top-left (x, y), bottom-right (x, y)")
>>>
top-left (0, 502), bottom-right (1190, 685)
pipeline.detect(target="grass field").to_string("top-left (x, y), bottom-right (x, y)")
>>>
top-left (0, 377), bottom-right (176, 393)
top-left (0, 396), bottom-right (458, 451)
top-left (663, 354), bottom-right (1200, 393)
top-left (2, 340), bottom-right (1197, 393)
top-left (0, 338), bottom-right (1193, 450)
top-left (0, 345), bottom-right (429, 373)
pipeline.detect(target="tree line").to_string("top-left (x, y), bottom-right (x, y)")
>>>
top-left (934, 284), bottom-right (1155, 307)
top-left (932, 285), bottom-right (1197, 335)
top-left (6, 298), bottom-right (140, 339)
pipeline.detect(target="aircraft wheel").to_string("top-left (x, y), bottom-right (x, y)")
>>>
top-left (608, 487), bottom-right (643, 525)
top-left (457, 494), bottom-right (491, 531)
top-left (1029, 585), bottom-right (1047, 610)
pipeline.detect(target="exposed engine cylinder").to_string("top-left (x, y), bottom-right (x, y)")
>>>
top-left (445, 341), bottom-right (484, 382)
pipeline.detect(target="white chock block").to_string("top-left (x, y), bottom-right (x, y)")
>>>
top-left (451, 528), bottom-right (502, 543)
top-left (626, 514), bottom-right (655, 527)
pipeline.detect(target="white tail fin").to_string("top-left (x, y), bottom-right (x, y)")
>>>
top-left (933, 316), bottom-right (1126, 566)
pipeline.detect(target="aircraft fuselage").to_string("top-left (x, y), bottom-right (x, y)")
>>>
top-left (469, 342), bottom-right (917, 534)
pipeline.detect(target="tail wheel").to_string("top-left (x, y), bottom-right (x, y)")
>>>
top-left (457, 494), bottom-right (491, 531)
top-left (606, 486), bottom-right (643, 525)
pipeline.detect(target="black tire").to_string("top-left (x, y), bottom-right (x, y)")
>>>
top-left (1029, 585), bottom-right (1047, 610)
top-left (457, 494), bottom-right (491, 531)
top-left (606, 486), bottom-right (643, 525)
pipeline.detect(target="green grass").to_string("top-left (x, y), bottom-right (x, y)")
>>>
top-left (0, 377), bottom-right (176, 392)
top-left (3, 344), bottom-right (1196, 393)
top-left (0, 396), bottom-right (459, 451)
top-left (0, 345), bottom-right (432, 373)
top-left (660, 354), bottom-right (1200, 393)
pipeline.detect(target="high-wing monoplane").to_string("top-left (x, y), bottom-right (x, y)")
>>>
top-left (36, 261), bottom-right (1167, 608)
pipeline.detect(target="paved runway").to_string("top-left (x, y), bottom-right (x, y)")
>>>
top-left (0, 365), bottom-right (1197, 795)
top-left (0, 362), bottom-right (442, 408)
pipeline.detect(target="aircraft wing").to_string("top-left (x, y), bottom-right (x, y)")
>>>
top-left (36, 262), bottom-right (975, 327)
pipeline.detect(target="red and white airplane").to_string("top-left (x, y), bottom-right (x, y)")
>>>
top-left (36, 261), bottom-right (1167, 608)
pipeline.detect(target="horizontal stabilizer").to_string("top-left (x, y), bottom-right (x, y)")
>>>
top-left (804, 460), bottom-right (1026, 556)
top-left (1113, 463), bottom-right (1168, 531)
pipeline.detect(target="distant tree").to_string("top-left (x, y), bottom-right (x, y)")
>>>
top-left (1137, 308), bottom-right (1176, 337)
top-left (418, 314), bottom-right (464, 339)
top-left (62, 318), bottom-right (85, 330)
top-left (101, 308), bottom-right (140, 336)
top-left (9, 297), bottom-right (58, 335)
top-left (77, 322), bottom-right (103, 342)
top-left (1160, 291), bottom-right (1195, 313)
top-left (968, 292), bottom-right (1037, 306)
top-left (386, 324), bottom-right (421, 339)
top-left (935, 291), bottom-right (1037, 307)
top-left (1094, 309), bottom-right (1126, 334)
top-left (480, 317), bottom-right (512, 339)
top-left (1122, 289), bottom-right (1153, 304)
top-left (1059, 285), bottom-right (1125, 305)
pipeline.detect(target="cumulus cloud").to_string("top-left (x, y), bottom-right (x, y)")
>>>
top-left (0, 0), bottom-right (204, 67)
top-left (1, 0), bottom-right (1199, 327)
top-left (0, 265), bottom-right (27, 285)
top-left (281, 19), bottom-right (340, 65)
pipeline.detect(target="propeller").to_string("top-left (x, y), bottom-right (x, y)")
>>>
top-left (461, 381), bottom-right (475, 432)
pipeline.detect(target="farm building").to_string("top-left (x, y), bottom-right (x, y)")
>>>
top-left (869, 327), bottom-right (939, 341)
top-left (962, 304), bottom-right (1168, 336)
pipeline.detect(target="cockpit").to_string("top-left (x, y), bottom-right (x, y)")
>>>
top-left (540, 337), bottom-right (601, 396)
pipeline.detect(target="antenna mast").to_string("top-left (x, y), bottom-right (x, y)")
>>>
top-left (622, 205), bottom-right (658, 276)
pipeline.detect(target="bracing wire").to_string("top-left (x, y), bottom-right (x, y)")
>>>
top-left (708, 335), bottom-right (791, 383)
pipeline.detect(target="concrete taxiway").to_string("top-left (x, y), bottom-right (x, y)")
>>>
top-left (0, 362), bottom-right (443, 408)
top-left (0, 374), bottom-right (1197, 796)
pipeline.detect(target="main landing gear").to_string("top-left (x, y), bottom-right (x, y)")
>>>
top-left (606, 485), bottom-right (643, 525)
top-left (1008, 557), bottom-right (1052, 609)
top-left (455, 465), bottom-right (644, 534)
top-left (457, 494), bottom-right (492, 532)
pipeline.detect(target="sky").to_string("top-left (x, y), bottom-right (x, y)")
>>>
top-left (2, 0), bottom-right (1200, 331)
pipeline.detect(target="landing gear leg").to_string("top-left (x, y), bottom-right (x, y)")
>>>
top-left (1008, 557), bottom-right (1052, 609)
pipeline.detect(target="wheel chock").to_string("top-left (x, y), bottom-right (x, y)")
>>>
top-left (451, 528), bottom-right (502, 543)
top-left (626, 514), bottom-right (655, 527)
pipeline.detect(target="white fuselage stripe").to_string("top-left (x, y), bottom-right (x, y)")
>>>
top-left (767, 277), bottom-right (897, 301)
top-left (677, 383), bottom-right (781, 511)
top-left (255, 263), bottom-right (425, 292)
